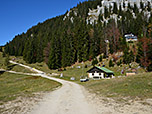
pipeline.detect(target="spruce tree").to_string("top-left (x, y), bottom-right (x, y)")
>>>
top-left (147, 2), bottom-right (151, 12)
top-left (4, 54), bottom-right (10, 69)
top-left (113, 2), bottom-right (118, 14)
top-left (104, 6), bottom-right (109, 19)
top-left (92, 58), bottom-right (98, 66)
top-left (129, 50), bottom-right (134, 62)
top-left (0, 46), bottom-right (2, 52)
top-left (23, 39), bottom-right (36, 64)
top-left (109, 59), bottom-right (114, 67)
top-left (99, 55), bottom-right (102, 62)
top-left (47, 35), bottom-right (61, 69)
top-left (123, 47), bottom-right (129, 64)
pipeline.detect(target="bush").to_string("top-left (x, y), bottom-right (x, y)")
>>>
top-left (103, 54), bottom-right (107, 59)
top-left (117, 59), bottom-right (122, 66)
top-left (64, 68), bottom-right (66, 71)
top-left (85, 64), bottom-right (88, 68)
top-left (147, 63), bottom-right (152, 71)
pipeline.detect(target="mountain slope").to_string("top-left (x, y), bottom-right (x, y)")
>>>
top-left (4, 0), bottom-right (152, 70)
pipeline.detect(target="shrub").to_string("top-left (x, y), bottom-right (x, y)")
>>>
top-left (109, 59), bottom-right (114, 67)
top-left (85, 64), bottom-right (88, 68)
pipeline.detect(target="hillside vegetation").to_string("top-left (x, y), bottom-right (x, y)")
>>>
top-left (0, 52), bottom-right (35, 73)
top-left (3, 0), bottom-right (152, 71)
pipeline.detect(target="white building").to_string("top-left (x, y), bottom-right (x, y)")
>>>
top-left (87, 66), bottom-right (114, 80)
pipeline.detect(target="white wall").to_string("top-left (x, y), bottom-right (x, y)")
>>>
top-left (88, 72), bottom-right (104, 79)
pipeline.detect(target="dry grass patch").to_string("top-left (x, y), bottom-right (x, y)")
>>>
top-left (0, 72), bottom-right (61, 104)
top-left (82, 72), bottom-right (152, 100)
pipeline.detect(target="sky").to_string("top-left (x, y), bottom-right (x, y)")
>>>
top-left (0, 0), bottom-right (86, 46)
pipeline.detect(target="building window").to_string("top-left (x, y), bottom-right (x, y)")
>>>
top-left (92, 73), bottom-right (94, 76)
top-left (99, 73), bottom-right (101, 75)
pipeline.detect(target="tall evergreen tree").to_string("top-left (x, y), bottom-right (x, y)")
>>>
top-left (0, 46), bottom-right (2, 52)
top-left (123, 47), bottom-right (130, 64)
top-left (23, 38), bottom-right (36, 64)
top-left (109, 59), bottom-right (114, 67)
top-left (113, 2), bottom-right (118, 14)
top-left (47, 34), bottom-right (61, 69)
top-left (4, 54), bottom-right (10, 69)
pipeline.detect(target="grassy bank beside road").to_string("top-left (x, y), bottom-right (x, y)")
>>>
top-left (82, 72), bottom-right (152, 100)
top-left (0, 72), bottom-right (61, 104)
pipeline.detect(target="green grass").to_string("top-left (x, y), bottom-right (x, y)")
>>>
top-left (0, 52), bottom-right (36, 73)
top-left (54, 61), bottom-right (94, 82)
top-left (82, 72), bottom-right (152, 100)
top-left (9, 64), bottom-right (36, 73)
top-left (0, 52), bottom-right (5, 69)
top-left (0, 72), bottom-right (61, 104)
top-left (56, 67), bottom-right (91, 82)
top-left (12, 56), bottom-right (55, 74)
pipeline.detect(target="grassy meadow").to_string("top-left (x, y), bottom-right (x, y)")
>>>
top-left (82, 72), bottom-right (152, 100)
top-left (0, 52), bottom-right (5, 69)
top-left (10, 64), bottom-right (36, 73)
top-left (0, 72), bottom-right (61, 104)
top-left (0, 52), bottom-right (37, 73)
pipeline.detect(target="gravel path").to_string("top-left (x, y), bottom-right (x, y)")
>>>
top-left (10, 61), bottom-right (97, 114)
top-left (28, 77), bottom-right (97, 114)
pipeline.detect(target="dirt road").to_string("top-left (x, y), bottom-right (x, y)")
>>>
top-left (28, 76), bottom-right (97, 114)
top-left (10, 61), bottom-right (97, 114)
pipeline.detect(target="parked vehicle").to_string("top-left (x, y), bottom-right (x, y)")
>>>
top-left (80, 78), bottom-right (89, 82)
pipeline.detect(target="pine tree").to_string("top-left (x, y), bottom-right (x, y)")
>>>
top-left (140, 2), bottom-right (144, 10)
top-left (0, 46), bottom-right (2, 52)
top-left (23, 39), bottom-right (36, 64)
top-left (43, 42), bottom-right (51, 64)
top-left (129, 50), bottom-right (134, 62)
top-left (113, 2), bottom-right (118, 14)
top-left (118, 5), bottom-right (123, 17)
top-left (123, 47), bottom-right (130, 64)
top-left (133, 3), bottom-right (138, 14)
top-left (47, 35), bottom-right (61, 69)
top-left (4, 54), bottom-right (10, 69)
top-left (147, 1), bottom-right (151, 12)
top-left (104, 6), bottom-right (109, 19)
top-left (48, 46), bottom-right (56, 69)
top-left (99, 55), bottom-right (102, 62)
top-left (61, 32), bottom-right (74, 67)
top-left (109, 59), bottom-right (114, 67)
top-left (92, 58), bottom-right (98, 66)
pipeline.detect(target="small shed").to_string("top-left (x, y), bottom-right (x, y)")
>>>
top-left (87, 66), bottom-right (114, 79)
